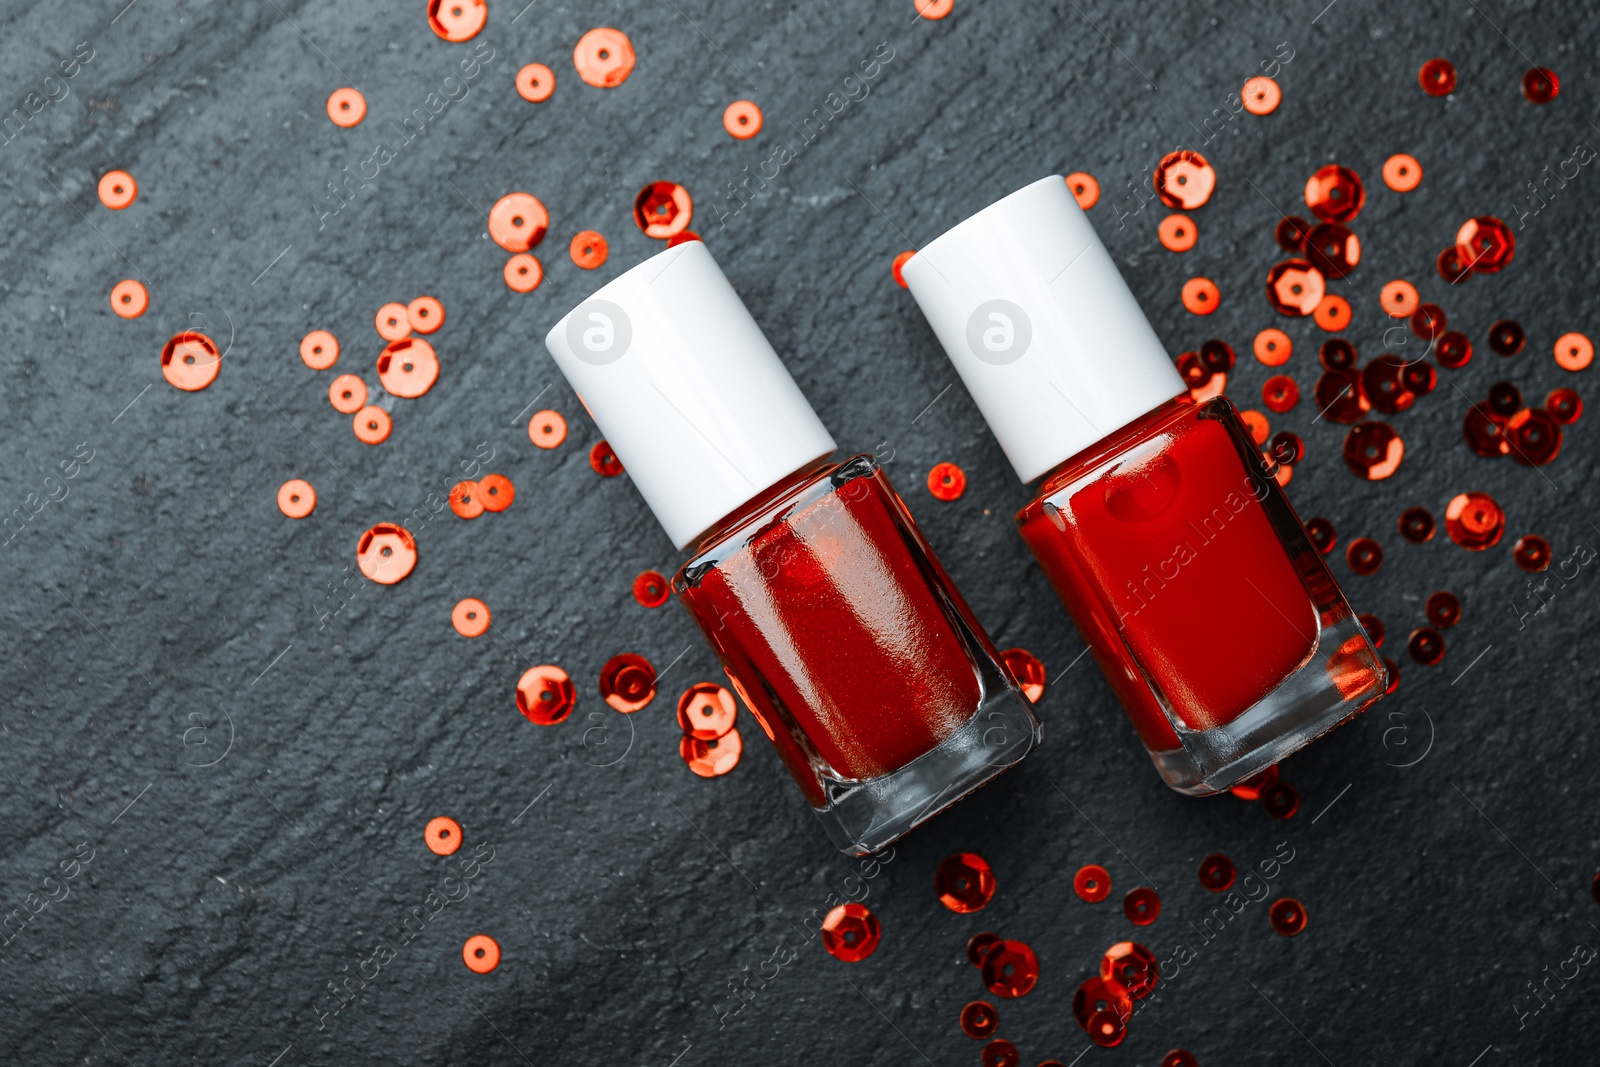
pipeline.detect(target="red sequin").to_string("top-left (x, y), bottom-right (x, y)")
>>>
top-left (1522, 67), bottom-right (1560, 104)
top-left (999, 647), bottom-right (1046, 703)
top-left (1399, 507), bottom-right (1436, 544)
top-left (960, 1000), bottom-right (998, 1040)
top-left (1304, 164), bottom-right (1365, 223)
top-left (1419, 58), bottom-right (1457, 96)
top-left (633, 570), bottom-right (670, 608)
top-left (598, 653), bottom-right (656, 713)
top-left (1265, 259), bottom-right (1325, 316)
top-left (1346, 537), bottom-right (1384, 575)
top-left (1407, 627), bottom-right (1445, 666)
top-left (1269, 897), bottom-right (1308, 936)
top-left (935, 852), bottom-right (996, 913)
top-left (1445, 492), bottom-right (1506, 550)
top-left (1506, 408), bottom-right (1562, 466)
top-left (1074, 864), bottom-right (1111, 903)
top-left (1427, 591), bottom-right (1462, 628)
top-left (1199, 852), bottom-right (1237, 892)
top-left (1514, 535), bottom-right (1552, 573)
top-left (1343, 421), bottom-right (1404, 480)
top-left (980, 939), bottom-right (1039, 998)
top-left (1262, 780), bottom-right (1300, 819)
top-left (1456, 217), bottom-right (1515, 274)
top-left (1101, 941), bottom-right (1159, 999)
top-left (1123, 886), bottom-right (1161, 926)
top-left (1262, 375), bottom-right (1300, 413)
top-left (590, 440), bottom-right (624, 477)
top-left (821, 903), bottom-right (881, 962)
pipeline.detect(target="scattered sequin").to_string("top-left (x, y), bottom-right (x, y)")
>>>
top-left (677, 682), bottom-right (736, 739)
top-left (1266, 259), bottom-right (1325, 316)
top-left (1399, 507), bottom-right (1436, 544)
top-left (1182, 277), bottom-right (1219, 315)
top-left (98, 169), bottom-right (137, 210)
top-left (488, 193), bottom-right (549, 253)
top-left (1314, 294), bottom-right (1352, 332)
top-left (1240, 409), bottom-right (1270, 445)
top-left (634, 182), bottom-right (693, 239)
top-left (1407, 627), bottom-right (1445, 666)
top-left (1269, 897), bottom-right (1307, 936)
top-left (1419, 58), bottom-right (1456, 96)
top-left (590, 441), bottom-right (624, 477)
top-left (1123, 886), bottom-right (1160, 926)
top-left (1436, 331), bottom-right (1472, 369)
top-left (1275, 215), bottom-right (1311, 253)
top-left (425, 816), bottom-right (463, 856)
top-left (1360, 613), bottom-right (1386, 648)
top-left (633, 570), bottom-right (670, 609)
top-left (408, 296), bottom-right (444, 335)
top-left (1514, 534), bottom-right (1552, 573)
top-left (529, 409), bottom-right (567, 448)
top-left (570, 229), bottom-right (609, 269)
top-left (1086, 1009), bottom-right (1128, 1048)
top-left (1101, 941), bottom-right (1159, 999)
top-left (1305, 517), bottom-right (1336, 556)
top-left (462, 934), bottom-right (500, 973)
top-left (1422, 592), bottom-right (1461, 630)
top-left (999, 647), bottom-right (1046, 703)
top-left (821, 903), bottom-right (882, 962)
top-left (1488, 319), bottom-right (1526, 357)
top-left (1254, 328), bottom-right (1291, 366)
top-left (936, 853), bottom-right (996, 914)
top-left (981, 1039), bottom-right (1019, 1067)
top-left (1315, 367), bottom-right (1368, 424)
top-left (277, 479), bottom-right (315, 519)
top-left (326, 87), bottom-right (366, 127)
top-left (161, 331), bottom-right (221, 392)
top-left (892, 250), bottom-right (915, 288)
top-left (356, 523), bottom-right (417, 584)
top-left (1411, 303), bottom-right (1447, 341)
top-left (1362, 357), bottom-right (1415, 415)
top-left (668, 231), bottom-right (701, 248)
top-left (1200, 339), bottom-right (1236, 374)
top-left (1262, 781), bottom-right (1300, 819)
top-left (110, 279), bottom-right (149, 319)
top-left (915, 0), bottom-right (954, 18)
top-left (504, 253), bottom-right (543, 292)
top-left (1404, 359), bottom-right (1438, 397)
top-left (1384, 657), bottom-right (1400, 694)
top-left (927, 462), bottom-right (967, 501)
top-left (449, 480), bottom-right (484, 520)
top-left (681, 729), bottom-right (742, 777)
top-left (1343, 420), bottom-right (1404, 481)
top-left (1553, 332), bottom-right (1593, 371)
top-left (1506, 408), bottom-right (1562, 466)
top-left (1065, 172), bottom-right (1100, 209)
top-left (516, 63), bottom-right (555, 103)
top-left (1457, 217), bottom-right (1515, 274)
top-left (1522, 67), bottom-right (1560, 104)
top-left (1304, 164), bottom-right (1364, 223)
top-left (1437, 245), bottom-right (1470, 285)
top-left (960, 1001), bottom-right (998, 1040)
top-left (1445, 492), bottom-right (1506, 550)
top-left (1262, 375), bottom-right (1300, 414)
top-left (1162, 1053), bottom-right (1199, 1067)
top-left (1462, 403), bottom-right (1509, 458)
top-left (1199, 853), bottom-right (1236, 892)
top-left (1159, 213), bottom-right (1197, 252)
top-left (1242, 75), bottom-right (1281, 115)
top-left (599, 653), bottom-right (656, 713)
top-left (517, 665), bottom-right (576, 725)
top-left (1074, 864), bottom-right (1111, 903)
top-left (1319, 338), bottom-right (1356, 371)
top-left (300, 330), bottom-right (338, 370)
top-left (1380, 279), bottom-right (1419, 318)
top-left (1269, 431), bottom-right (1304, 467)
top-left (1154, 151), bottom-right (1216, 210)
top-left (982, 939), bottom-right (1039, 998)
top-left (1072, 976), bottom-right (1132, 1033)
top-left (330, 375), bottom-right (367, 414)
top-left (967, 932), bottom-right (1001, 967)
top-left (723, 99), bottom-right (763, 139)
top-left (1383, 153), bottom-right (1422, 192)
top-left (452, 598), bottom-right (490, 638)
top-left (1546, 388), bottom-right (1582, 423)
top-left (1346, 535), bottom-right (1384, 575)
top-left (377, 337), bottom-right (439, 399)
top-left (573, 27), bottom-right (636, 88)
top-left (1304, 222), bottom-right (1360, 279)
top-left (427, 0), bottom-right (486, 41)
top-left (478, 473), bottom-right (515, 512)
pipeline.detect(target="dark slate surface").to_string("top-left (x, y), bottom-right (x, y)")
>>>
top-left (1, 0), bottom-right (1596, 1063)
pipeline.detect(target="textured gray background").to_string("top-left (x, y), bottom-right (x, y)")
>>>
top-left (1, 0), bottom-right (1596, 1064)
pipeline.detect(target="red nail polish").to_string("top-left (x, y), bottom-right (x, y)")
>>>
top-left (903, 177), bottom-right (1386, 794)
top-left (545, 242), bottom-right (1040, 852)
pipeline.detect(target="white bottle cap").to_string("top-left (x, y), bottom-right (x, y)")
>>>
top-left (902, 175), bottom-right (1187, 483)
top-left (543, 241), bottom-right (837, 550)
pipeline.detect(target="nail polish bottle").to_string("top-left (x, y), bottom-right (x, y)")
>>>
top-left (902, 176), bottom-right (1385, 794)
top-left (544, 240), bottom-right (1040, 853)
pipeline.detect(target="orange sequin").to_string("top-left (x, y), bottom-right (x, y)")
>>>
top-left (1382, 153), bottom-right (1422, 192)
top-left (326, 88), bottom-right (366, 127)
top-left (516, 63), bottom-right (555, 103)
top-left (329, 374), bottom-right (367, 413)
top-left (479, 473), bottom-right (515, 512)
top-left (517, 665), bottom-right (576, 725)
top-left (1181, 277), bottom-right (1219, 315)
top-left (300, 329), bottom-right (339, 370)
top-left (723, 100), bottom-right (763, 139)
top-left (1154, 151), bottom-right (1216, 210)
top-left (277, 479), bottom-right (316, 519)
top-left (1266, 259), bottom-right (1325, 316)
top-left (915, 0), bottom-right (954, 18)
top-left (681, 728), bottom-right (742, 777)
top-left (353, 405), bottom-right (392, 445)
top-left (375, 303), bottom-right (411, 342)
top-left (1240, 409), bottom-right (1270, 445)
top-left (570, 230), bottom-right (609, 269)
top-left (573, 28), bottom-right (636, 89)
top-left (452, 598), bottom-right (490, 638)
top-left (98, 170), bottom-right (136, 210)
top-left (1253, 328), bottom-right (1291, 366)
top-left (1553, 332), bottom-right (1593, 371)
top-left (425, 816), bottom-right (463, 856)
top-left (1241, 76), bottom-right (1281, 115)
top-left (1314, 294), bottom-right (1351, 332)
top-left (161, 331), bottom-right (221, 391)
top-left (462, 934), bottom-right (500, 973)
top-left (998, 647), bottom-right (1046, 703)
top-left (633, 182), bottom-right (693, 239)
top-left (529, 409), bottom-right (567, 448)
top-left (356, 523), bottom-right (417, 584)
top-left (504, 253), bottom-right (543, 292)
top-left (449, 480), bottom-right (484, 519)
top-left (110, 279), bottom-right (148, 319)
top-left (599, 653), bottom-right (657, 713)
top-left (377, 337), bottom-right (439, 399)
top-left (428, 0), bottom-right (487, 42)
top-left (407, 296), bottom-right (444, 335)
top-left (1380, 279), bottom-right (1419, 318)
top-left (488, 193), bottom-right (549, 253)
top-left (892, 250), bottom-right (915, 289)
top-left (1158, 214), bottom-right (1196, 252)
top-left (927, 462), bottom-right (966, 501)
top-left (1065, 172), bottom-right (1100, 209)
top-left (677, 683), bottom-right (737, 739)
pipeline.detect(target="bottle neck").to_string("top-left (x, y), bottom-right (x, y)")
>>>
top-left (684, 452), bottom-right (838, 555)
top-left (1031, 393), bottom-right (1192, 497)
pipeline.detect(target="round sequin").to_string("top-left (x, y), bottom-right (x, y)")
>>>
top-left (935, 852), bottom-right (996, 914)
top-left (1488, 319), bottom-right (1526, 357)
top-left (1315, 367), bottom-right (1368, 424)
top-left (329, 375), bottom-right (366, 413)
top-left (573, 28), bottom-right (635, 89)
top-left (960, 1001), bottom-right (998, 1040)
top-left (1159, 213), bottom-right (1197, 252)
top-left (676, 682), bottom-right (736, 739)
top-left (1200, 339), bottom-right (1235, 374)
top-left (1163, 1053), bottom-right (1199, 1067)
top-left (1123, 886), bottom-right (1160, 926)
top-left (1522, 67), bottom-right (1560, 104)
top-left (1305, 517), bottom-right (1336, 556)
top-left (999, 647), bottom-right (1046, 703)
top-left (1182, 277), bottom-right (1219, 315)
top-left (353, 406), bottom-right (391, 445)
top-left (1199, 853), bottom-right (1236, 892)
top-left (1407, 626), bottom-right (1445, 666)
top-left (891, 250), bottom-right (915, 288)
top-left (1304, 222), bottom-right (1360, 279)
top-left (1319, 338), bottom-right (1356, 371)
top-left (425, 816), bottom-right (463, 856)
top-left (356, 523), bottom-right (417, 584)
top-left (1383, 153), bottom-right (1422, 192)
top-left (98, 170), bottom-right (137, 210)
top-left (1362, 358), bottom-right (1415, 415)
top-left (1506, 407), bottom-right (1562, 466)
top-left (915, 0), bottom-right (954, 18)
top-left (1262, 375), bottom-right (1300, 414)
top-left (1305, 164), bottom-right (1364, 223)
top-left (1384, 657), bottom-right (1400, 695)
top-left (1405, 360), bottom-right (1439, 398)
top-left (516, 63), bottom-right (555, 103)
top-left (590, 441), bottom-right (623, 477)
top-left (1269, 897), bottom-right (1307, 936)
top-left (1072, 976), bottom-right (1131, 1034)
top-left (1346, 536), bottom-right (1383, 575)
top-left (1514, 534), bottom-right (1551, 573)
top-left (1411, 303), bottom-right (1447, 341)
top-left (1436, 331), bottom-right (1472, 370)
top-left (1262, 780), bottom-right (1301, 819)
top-left (1419, 58), bottom-right (1456, 96)
top-left (1314, 294), bottom-right (1352, 332)
top-left (1380, 279), bottom-right (1419, 318)
top-left (633, 570), bottom-right (670, 609)
top-left (326, 87), bottom-right (366, 127)
top-left (452, 598), bottom-right (490, 638)
top-left (1240, 409), bottom-right (1270, 445)
top-left (407, 296), bottom-right (444, 335)
top-left (599, 653), bottom-right (656, 713)
top-left (375, 303), bottom-right (411, 342)
top-left (1491, 381), bottom-right (1524, 416)
top-left (981, 939), bottom-right (1038, 998)
top-left (1101, 940), bottom-right (1158, 999)
top-left (1154, 151), bottom-right (1216, 210)
top-left (504, 253), bottom-right (543, 292)
top-left (460, 935), bottom-right (502, 976)
top-left (981, 1039), bottom-right (1019, 1067)
top-left (1445, 492), bottom-right (1505, 550)
top-left (1254, 328), bottom-right (1291, 366)
top-left (1065, 172), bottom-right (1100, 210)
top-left (1399, 507), bottom-right (1436, 544)
top-left (723, 99), bottom-right (763, 139)
top-left (110, 279), bottom-right (148, 319)
top-left (377, 337), bottom-right (439, 399)
top-left (277, 479), bottom-right (315, 519)
top-left (1553, 332), bottom-right (1593, 371)
top-left (821, 902), bottom-right (881, 962)
top-left (428, 0), bottom-right (486, 41)
top-left (967, 932), bottom-right (1001, 967)
top-left (1266, 259), bottom-right (1325, 316)
top-left (1269, 431), bottom-right (1304, 466)
top-left (1456, 217), bottom-right (1515, 274)
top-left (529, 409), bottom-right (567, 448)
top-left (1241, 75), bottom-right (1281, 115)
top-left (1463, 403), bottom-right (1509, 458)
top-left (517, 665), bottom-right (576, 725)
top-left (1427, 588), bottom-right (1465, 630)
top-left (634, 182), bottom-right (693, 240)
top-left (1275, 215), bottom-right (1311, 253)
top-left (570, 230), bottom-right (608, 269)
top-left (161, 331), bottom-right (221, 392)
top-left (1361, 613), bottom-right (1386, 648)
top-left (1546, 388), bottom-right (1582, 424)
top-left (927, 461), bottom-right (966, 501)
top-left (1437, 245), bottom-right (1469, 285)
top-left (474, 473), bottom-right (512, 513)
top-left (488, 193), bottom-right (549, 253)
top-left (449, 480), bottom-right (484, 520)
top-left (1074, 864), bottom-right (1111, 903)
top-left (681, 729), bottom-right (742, 777)
top-left (300, 330), bottom-right (338, 370)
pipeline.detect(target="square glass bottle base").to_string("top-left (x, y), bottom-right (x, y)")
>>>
top-left (812, 679), bottom-right (1041, 856)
